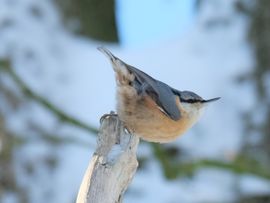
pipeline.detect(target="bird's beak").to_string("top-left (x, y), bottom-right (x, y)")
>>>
top-left (202, 97), bottom-right (221, 103)
top-left (98, 47), bottom-right (118, 63)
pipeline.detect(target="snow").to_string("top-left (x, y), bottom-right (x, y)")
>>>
top-left (240, 175), bottom-right (270, 196)
top-left (0, 0), bottom-right (269, 203)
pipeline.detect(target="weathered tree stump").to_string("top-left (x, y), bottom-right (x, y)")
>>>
top-left (76, 114), bottom-right (140, 203)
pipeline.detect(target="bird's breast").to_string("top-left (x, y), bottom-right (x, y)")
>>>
top-left (116, 87), bottom-right (197, 143)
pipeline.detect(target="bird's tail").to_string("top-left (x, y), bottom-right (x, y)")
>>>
top-left (98, 47), bottom-right (134, 86)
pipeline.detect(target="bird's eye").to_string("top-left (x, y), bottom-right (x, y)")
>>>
top-left (187, 99), bottom-right (197, 103)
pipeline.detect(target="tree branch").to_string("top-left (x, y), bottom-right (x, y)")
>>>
top-left (153, 144), bottom-right (270, 180)
top-left (0, 60), bottom-right (98, 135)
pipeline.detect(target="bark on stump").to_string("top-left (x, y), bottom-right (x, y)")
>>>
top-left (76, 114), bottom-right (140, 203)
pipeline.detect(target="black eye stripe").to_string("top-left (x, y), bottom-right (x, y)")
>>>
top-left (181, 99), bottom-right (200, 103)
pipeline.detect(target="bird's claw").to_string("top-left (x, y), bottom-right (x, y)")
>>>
top-left (100, 111), bottom-right (118, 124)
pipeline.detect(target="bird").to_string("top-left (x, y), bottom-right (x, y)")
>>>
top-left (98, 47), bottom-right (220, 143)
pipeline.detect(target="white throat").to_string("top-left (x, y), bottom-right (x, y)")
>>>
top-left (181, 102), bottom-right (205, 123)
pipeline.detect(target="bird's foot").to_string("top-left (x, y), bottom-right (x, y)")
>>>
top-left (100, 111), bottom-right (118, 124)
top-left (123, 127), bottom-right (132, 135)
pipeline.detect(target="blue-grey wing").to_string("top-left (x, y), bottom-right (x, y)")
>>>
top-left (126, 65), bottom-right (181, 121)
top-left (153, 81), bottom-right (181, 121)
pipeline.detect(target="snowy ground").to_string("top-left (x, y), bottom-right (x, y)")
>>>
top-left (0, 0), bottom-right (270, 203)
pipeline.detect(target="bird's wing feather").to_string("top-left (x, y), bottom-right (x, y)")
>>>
top-left (126, 65), bottom-right (181, 121)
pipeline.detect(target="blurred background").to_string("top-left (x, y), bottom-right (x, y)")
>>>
top-left (0, 0), bottom-right (270, 202)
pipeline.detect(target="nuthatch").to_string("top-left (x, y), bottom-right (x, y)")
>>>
top-left (98, 47), bottom-right (220, 143)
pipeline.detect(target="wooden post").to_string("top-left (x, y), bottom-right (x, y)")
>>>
top-left (76, 114), bottom-right (140, 203)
